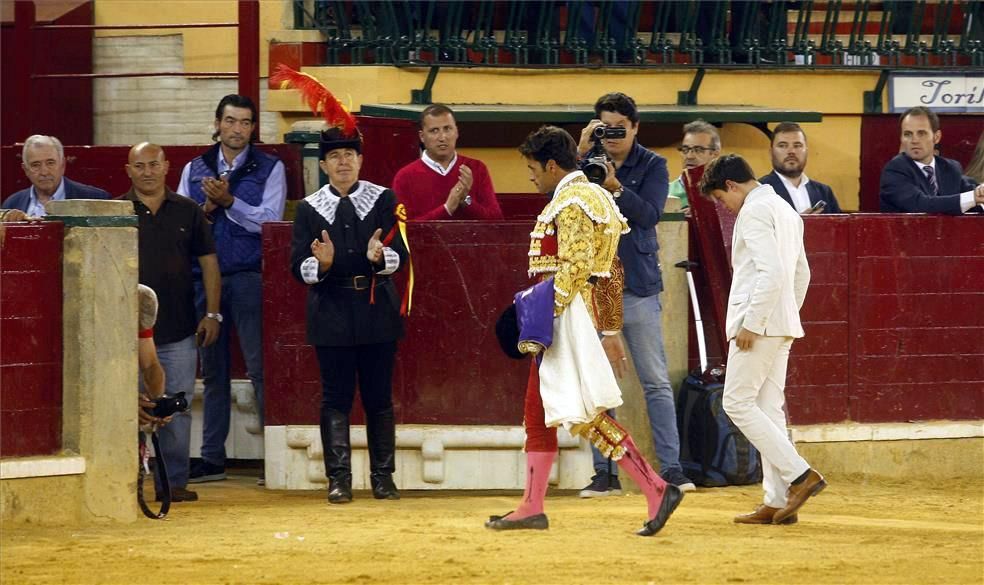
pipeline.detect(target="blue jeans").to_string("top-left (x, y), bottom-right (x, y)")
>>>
top-left (154, 334), bottom-right (198, 489)
top-left (194, 271), bottom-right (265, 466)
top-left (592, 292), bottom-right (682, 476)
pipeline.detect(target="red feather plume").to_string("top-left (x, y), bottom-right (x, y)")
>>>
top-left (270, 64), bottom-right (357, 136)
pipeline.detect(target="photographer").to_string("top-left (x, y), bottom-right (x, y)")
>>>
top-left (137, 284), bottom-right (168, 428)
top-left (575, 93), bottom-right (696, 497)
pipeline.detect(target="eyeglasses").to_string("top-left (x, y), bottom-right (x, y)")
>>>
top-left (678, 146), bottom-right (717, 155)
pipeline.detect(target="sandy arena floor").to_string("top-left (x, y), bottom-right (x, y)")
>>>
top-left (1, 472), bottom-right (982, 584)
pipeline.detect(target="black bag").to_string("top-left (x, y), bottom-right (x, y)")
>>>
top-left (677, 367), bottom-right (762, 487)
top-left (674, 260), bottom-right (762, 487)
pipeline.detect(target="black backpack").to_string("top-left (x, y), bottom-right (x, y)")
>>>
top-left (676, 366), bottom-right (762, 487)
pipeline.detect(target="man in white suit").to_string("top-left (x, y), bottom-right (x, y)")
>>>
top-left (699, 154), bottom-right (826, 525)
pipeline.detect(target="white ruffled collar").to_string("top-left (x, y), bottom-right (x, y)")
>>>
top-left (304, 181), bottom-right (385, 224)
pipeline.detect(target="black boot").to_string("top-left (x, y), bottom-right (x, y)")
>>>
top-left (320, 408), bottom-right (353, 504)
top-left (366, 407), bottom-right (400, 500)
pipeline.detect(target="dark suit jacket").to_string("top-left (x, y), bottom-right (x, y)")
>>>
top-left (879, 153), bottom-right (979, 215)
top-left (2, 177), bottom-right (110, 212)
top-left (759, 170), bottom-right (842, 214)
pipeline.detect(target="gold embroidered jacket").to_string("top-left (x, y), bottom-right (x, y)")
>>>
top-left (528, 171), bottom-right (629, 327)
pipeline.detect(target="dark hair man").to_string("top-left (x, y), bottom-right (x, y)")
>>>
top-left (486, 125), bottom-right (683, 536)
top-left (392, 104), bottom-right (503, 220)
top-left (879, 106), bottom-right (983, 214)
top-left (289, 128), bottom-right (409, 505)
top-left (3, 135), bottom-right (108, 216)
top-left (668, 119), bottom-right (721, 208)
top-left (124, 142), bottom-right (221, 503)
top-left (574, 93), bottom-right (695, 496)
top-left (760, 122), bottom-right (842, 214)
top-left (177, 94), bottom-right (287, 485)
top-left (700, 154), bottom-right (825, 526)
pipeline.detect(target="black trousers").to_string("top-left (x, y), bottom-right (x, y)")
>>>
top-left (314, 342), bottom-right (398, 416)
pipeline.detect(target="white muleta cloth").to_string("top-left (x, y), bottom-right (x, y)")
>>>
top-left (537, 292), bottom-right (623, 429)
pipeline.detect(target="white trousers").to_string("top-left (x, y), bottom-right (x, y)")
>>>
top-left (722, 336), bottom-right (810, 508)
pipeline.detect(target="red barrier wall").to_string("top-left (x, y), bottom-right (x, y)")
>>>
top-left (262, 220), bottom-right (535, 426)
top-left (262, 214), bottom-right (983, 428)
top-left (847, 215), bottom-right (984, 422)
top-left (0, 222), bottom-right (64, 457)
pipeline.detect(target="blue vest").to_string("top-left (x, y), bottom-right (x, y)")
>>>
top-left (186, 144), bottom-right (279, 274)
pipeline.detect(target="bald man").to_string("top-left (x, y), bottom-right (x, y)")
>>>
top-left (124, 142), bottom-right (221, 503)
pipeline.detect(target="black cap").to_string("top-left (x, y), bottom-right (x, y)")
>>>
top-left (319, 127), bottom-right (362, 158)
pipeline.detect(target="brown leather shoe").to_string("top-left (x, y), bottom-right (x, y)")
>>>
top-left (734, 505), bottom-right (797, 525)
top-left (773, 469), bottom-right (826, 524)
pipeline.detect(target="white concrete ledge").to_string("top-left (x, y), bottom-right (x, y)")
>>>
top-left (1, 455), bottom-right (87, 480)
top-left (265, 424), bottom-right (592, 491)
top-left (792, 420), bottom-right (984, 443)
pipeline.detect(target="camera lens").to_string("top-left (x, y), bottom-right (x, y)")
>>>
top-left (592, 126), bottom-right (607, 139)
top-left (582, 160), bottom-right (608, 185)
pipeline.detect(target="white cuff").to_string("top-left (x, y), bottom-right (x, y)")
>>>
top-left (300, 256), bottom-right (323, 284)
top-left (377, 247), bottom-right (400, 276)
top-left (959, 191), bottom-right (977, 214)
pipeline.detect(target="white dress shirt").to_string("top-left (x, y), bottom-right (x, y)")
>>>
top-left (421, 150), bottom-right (457, 176)
top-left (776, 172), bottom-right (812, 213)
top-left (913, 158), bottom-right (979, 213)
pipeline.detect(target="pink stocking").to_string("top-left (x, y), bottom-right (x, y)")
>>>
top-left (615, 436), bottom-right (667, 519)
top-left (506, 451), bottom-right (556, 520)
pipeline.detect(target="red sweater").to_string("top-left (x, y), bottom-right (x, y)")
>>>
top-left (392, 155), bottom-right (504, 220)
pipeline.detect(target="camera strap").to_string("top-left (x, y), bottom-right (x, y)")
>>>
top-left (137, 431), bottom-right (171, 519)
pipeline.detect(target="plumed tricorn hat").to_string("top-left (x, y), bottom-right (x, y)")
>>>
top-left (270, 64), bottom-right (362, 157)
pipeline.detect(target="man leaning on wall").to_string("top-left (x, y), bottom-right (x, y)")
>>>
top-left (879, 106), bottom-right (984, 214)
top-left (2, 135), bottom-right (109, 216)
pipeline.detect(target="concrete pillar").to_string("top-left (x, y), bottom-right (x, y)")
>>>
top-left (49, 199), bottom-right (140, 523)
top-left (616, 198), bottom-right (689, 486)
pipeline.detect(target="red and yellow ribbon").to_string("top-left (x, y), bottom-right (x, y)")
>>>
top-left (383, 203), bottom-right (414, 315)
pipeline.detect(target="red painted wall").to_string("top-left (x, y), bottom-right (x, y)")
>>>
top-left (0, 222), bottom-right (64, 457)
top-left (858, 114), bottom-right (984, 212)
top-left (262, 220), bottom-right (535, 426)
top-left (0, 3), bottom-right (94, 146)
top-left (262, 214), bottom-right (983, 428)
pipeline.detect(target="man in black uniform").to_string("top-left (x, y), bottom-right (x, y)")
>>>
top-left (289, 128), bottom-right (410, 504)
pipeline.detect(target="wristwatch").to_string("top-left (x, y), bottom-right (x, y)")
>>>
top-left (206, 312), bottom-right (223, 323)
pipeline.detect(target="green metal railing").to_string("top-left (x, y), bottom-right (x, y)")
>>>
top-left (292, 0), bottom-right (983, 68)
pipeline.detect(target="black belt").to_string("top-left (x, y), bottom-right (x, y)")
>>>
top-left (327, 274), bottom-right (388, 291)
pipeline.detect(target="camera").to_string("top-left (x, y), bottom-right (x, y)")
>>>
top-left (579, 125), bottom-right (627, 185)
top-left (150, 392), bottom-right (189, 418)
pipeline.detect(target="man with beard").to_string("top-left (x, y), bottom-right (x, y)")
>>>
top-left (759, 122), bottom-right (841, 214)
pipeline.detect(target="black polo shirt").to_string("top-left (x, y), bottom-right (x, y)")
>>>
top-left (125, 188), bottom-right (215, 345)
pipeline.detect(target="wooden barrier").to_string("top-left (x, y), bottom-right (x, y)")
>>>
top-left (263, 214), bottom-right (984, 427)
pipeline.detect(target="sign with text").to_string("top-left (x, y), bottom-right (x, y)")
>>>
top-left (888, 73), bottom-right (984, 113)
